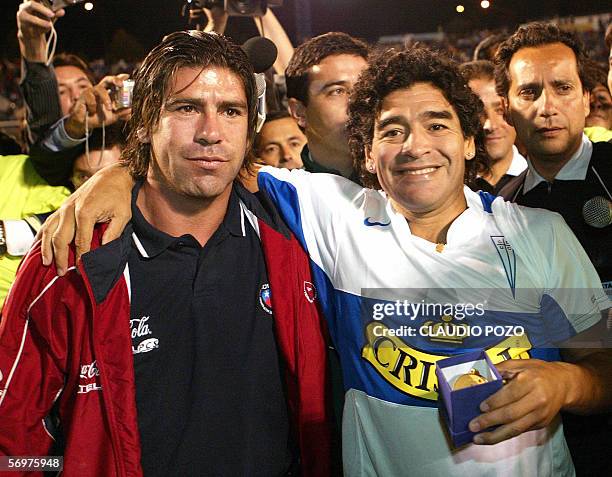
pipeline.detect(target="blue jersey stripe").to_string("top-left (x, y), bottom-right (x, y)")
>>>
top-left (261, 171), bottom-right (566, 408)
top-left (478, 190), bottom-right (497, 213)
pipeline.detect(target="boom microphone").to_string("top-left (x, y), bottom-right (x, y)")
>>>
top-left (242, 36), bottom-right (278, 73)
top-left (582, 196), bottom-right (612, 228)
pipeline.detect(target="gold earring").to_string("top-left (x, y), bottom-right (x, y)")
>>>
top-left (465, 151), bottom-right (475, 159)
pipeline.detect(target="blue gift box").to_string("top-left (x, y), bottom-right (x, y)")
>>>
top-left (435, 350), bottom-right (503, 447)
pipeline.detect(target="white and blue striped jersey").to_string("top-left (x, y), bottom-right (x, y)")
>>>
top-left (258, 167), bottom-right (609, 477)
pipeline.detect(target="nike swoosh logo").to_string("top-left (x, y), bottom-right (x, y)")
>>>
top-left (364, 217), bottom-right (391, 227)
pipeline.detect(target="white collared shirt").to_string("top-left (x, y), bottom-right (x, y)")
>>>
top-left (506, 145), bottom-right (528, 177)
top-left (258, 165), bottom-right (609, 477)
top-left (523, 134), bottom-right (593, 194)
top-left (475, 146), bottom-right (526, 182)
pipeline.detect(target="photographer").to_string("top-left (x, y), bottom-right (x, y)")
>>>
top-left (17, 0), bottom-right (68, 144)
top-left (17, 0), bottom-right (131, 187)
top-left (30, 73), bottom-right (131, 186)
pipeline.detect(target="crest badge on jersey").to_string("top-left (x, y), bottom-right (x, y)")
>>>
top-left (303, 281), bottom-right (317, 303)
top-left (491, 235), bottom-right (516, 297)
top-left (259, 283), bottom-right (273, 314)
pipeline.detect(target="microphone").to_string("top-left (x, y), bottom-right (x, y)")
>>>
top-left (241, 37), bottom-right (278, 73)
top-left (582, 196), bottom-right (612, 228)
top-left (241, 37), bottom-right (277, 133)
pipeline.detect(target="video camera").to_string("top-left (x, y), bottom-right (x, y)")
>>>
top-left (187, 0), bottom-right (283, 17)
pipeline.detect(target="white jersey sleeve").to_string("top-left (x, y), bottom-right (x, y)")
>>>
top-left (490, 198), bottom-right (609, 341)
top-left (542, 212), bottom-right (610, 336)
top-left (258, 167), bottom-right (364, 277)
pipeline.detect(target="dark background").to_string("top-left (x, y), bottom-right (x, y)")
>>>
top-left (1, 0), bottom-right (610, 61)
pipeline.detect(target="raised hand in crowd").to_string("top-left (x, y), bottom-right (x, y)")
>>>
top-left (254, 9), bottom-right (294, 74)
top-left (191, 5), bottom-right (293, 75)
top-left (202, 5), bottom-right (228, 33)
top-left (64, 74), bottom-right (132, 139)
top-left (17, 0), bottom-right (65, 63)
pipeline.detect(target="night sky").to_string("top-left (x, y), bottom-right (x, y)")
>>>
top-left (1, 1), bottom-right (610, 61)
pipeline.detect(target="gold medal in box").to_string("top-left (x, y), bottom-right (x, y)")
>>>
top-left (453, 369), bottom-right (488, 390)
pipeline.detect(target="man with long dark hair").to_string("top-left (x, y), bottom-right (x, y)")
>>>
top-left (0, 31), bottom-right (331, 477)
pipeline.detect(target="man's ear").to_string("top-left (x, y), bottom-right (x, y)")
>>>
top-left (501, 96), bottom-right (514, 127)
top-left (288, 98), bottom-right (308, 129)
top-left (365, 146), bottom-right (376, 174)
top-left (464, 136), bottom-right (476, 161)
top-left (137, 128), bottom-right (150, 144)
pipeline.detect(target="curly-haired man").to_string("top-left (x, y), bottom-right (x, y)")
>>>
top-left (261, 46), bottom-right (610, 476)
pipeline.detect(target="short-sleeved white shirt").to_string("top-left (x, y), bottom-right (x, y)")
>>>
top-left (259, 167), bottom-right (609, 477)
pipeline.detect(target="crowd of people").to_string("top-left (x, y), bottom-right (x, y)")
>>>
top-left (0, 1), bottom-right (611, 476)
top-left (1, 10), bottom-right (610, 148)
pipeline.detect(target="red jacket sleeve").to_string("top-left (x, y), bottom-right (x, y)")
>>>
top-left (0, 244), bottom-right (69, 474)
